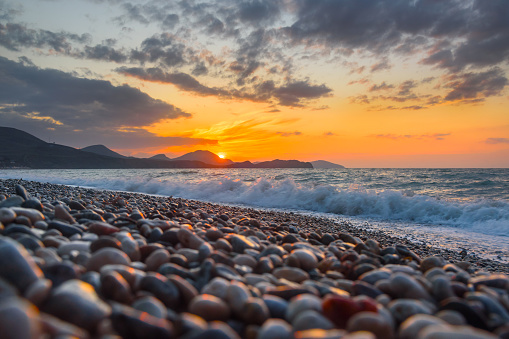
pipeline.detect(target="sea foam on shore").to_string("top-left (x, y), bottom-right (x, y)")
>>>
top-left (0, 179), bottom-right (508, 338)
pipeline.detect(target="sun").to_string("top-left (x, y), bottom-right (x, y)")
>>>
top-left (218, 153), bottom-right (226, 159)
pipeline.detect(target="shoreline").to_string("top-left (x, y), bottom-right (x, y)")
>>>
top-left (2, 178), bottom-right (506, 274)
top-left (1, 178), bottom-right (509, 338)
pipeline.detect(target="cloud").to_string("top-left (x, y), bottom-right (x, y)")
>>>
top-left (324, 131), bottom-right (337, 136)
top-left (276, 131), bottom-right (302, 137)
top-left (130, 33), bottom-right (189, 67)
top-left (0, 22), bottom-right (90, 52)
top-left (370, 59), bottom-right (392, 73)
top-left (486, 138), bottom-right (509, 145)
top-left (369, 82), bottom-right (394, 92)
top-left (0, 56), bottom-right (190, 132)
top-left (374, 133), bottom-right (450, 140)
top-left (117, 66), bottom-right (227, 97)
top-left (119, 66), bottom-right (332, 107)
top-left (78, 40), bottom-right (128, 63)
top-left (444, 68), bottom-right (508, 102)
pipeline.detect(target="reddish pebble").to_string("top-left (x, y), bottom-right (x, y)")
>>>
top-left (322, 295), bottom-right (378, 328)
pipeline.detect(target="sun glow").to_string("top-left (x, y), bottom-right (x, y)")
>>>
top-left (218, 153), bottom-right (226, 159)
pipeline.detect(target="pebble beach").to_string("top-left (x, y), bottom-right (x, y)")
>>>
top-left (0, 178), bottom-right (508, 339)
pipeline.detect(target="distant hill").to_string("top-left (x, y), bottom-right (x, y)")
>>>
top-left (150, 154), bottom-right (172, 161)
top-left (82, 145), bottom-right (126, 158)
top-left (0, 127), bottom-right (218, 169)
top-left (173, 150), bottom-right (234, 166)
top-left (228, 159), bottom-right (313, 169)
top-left (311, 160), bottom-right (345, 169)
top-left (0, 126), bottom-right (318, 169)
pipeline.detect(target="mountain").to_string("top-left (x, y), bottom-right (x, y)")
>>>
top-left (0, 127), bottom-right (218, 169)
top-left (0, 126), bottom-right (317, 169)
top-left (228, 159), bottom-right (313, 168)
top-left (150, 154), bottom-right (172, 161)
top-left (173, 150), bottom-right (234, 166)
top-left (82, 145), bottom-right (126, 158)
top-left (311, 160), bottom-right (345, 169)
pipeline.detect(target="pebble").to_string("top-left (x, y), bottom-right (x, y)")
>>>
top-left (293, 309), bottom-right (335, 331)
top-left (257, 319), bottom-right (293, 339)
top-left (0, 236), bottom-right (43, 292)
top-left (347, 312), bottom-right (394, 339)
top-left (87, 247), bottom-right (131, 271)
top-left (188, 294), bottom-right (231, 321)
top-left (273, 266), bottom-right (309, 283)
top-left (0, 180), bottom-right (507, 339)
top-left (42, 279), bottom-right (111, 331)
top-left (0, 298), bottom-right (41, 339)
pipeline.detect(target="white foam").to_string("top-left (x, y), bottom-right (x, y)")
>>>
top-left (2, 170), bottom-right (508, 237)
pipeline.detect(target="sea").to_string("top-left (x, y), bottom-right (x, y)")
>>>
top-left (1, 168), bottom-right (508, 262)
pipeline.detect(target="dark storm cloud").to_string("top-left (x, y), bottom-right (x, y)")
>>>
top-left (444, 68), bottom-right (508, 102)
top-left (0, 23), bottom-right (90, 52)
top-left (118, 66), bottom-right (332, 107)
top-left (237, 0), bottom-right (282, 25)
top-left (0, 57), bottom-right (190, 131)
top-left (286, 0), bottom-right (509, 72)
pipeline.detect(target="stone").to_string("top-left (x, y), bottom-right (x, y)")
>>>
top-left (110, 304), bottom-right (174, 339)
top-left (421, 256), bottom-right (446, 273)
top-left (101, 270), bottom-right (133, 304)
top-left (322, 295), bottom-right (378, 328)
top-left (15, 185), bottom-right (30, 200)
top-left (139, 273), bottom-right (180, 308)
top-left (347, 312), bottom-right (394, 339)
top-left (88, 221), bottom-right (120, 236)
top-left (145, 248), bottom-right (170, 272)
top-left (178, 228), bottom-right (204, 249)
top-left (228, 234), bottom-right (260, 253)
top-left (202, 277), bottom-right (230, 299)
top-left (132, 296), bottom-right (167, 319)
top-left (54, 204), bottom-right (76, 224)
top-left (188, 294), bottom-right (231, 321)
top-left (10, 207), bottom-right (44, 224)
top-left (242, 297), bottom-right (270, 325)
top-left (263, 295), bottom-right (289, 319)
top-left (226, 280), bottom-right (251, 313)
top-left (87, 247), bottom-right (131, 271)
top-left (399, 314), bottom-right (446, 339)
top-left (286, 294), bottom-right (323, 323)
top-left (257, 319), bottom-right (293, 339)
top-left (288, 249), bottom-right (318, 271)
top-left (42, 279), bottom-right (111, 332)
top-left (292, 309), bottom-right (335, 331)
top-left (0, 207), bottom-right (16, 224)
top-left (48, 220), bottom-right (83, 237)
top-left (273, 267), bottom-right (309, 283)
top-left (24, 278), bottom-right (52, 306)
top-left (388, 272), bottom-right (433, 301)
top-left (0, 298), bottom-right (41, 339)
top-left (419, 324), bottom-right (498, 339)
top-left (388, 299), bottom-right (433, 324)
top-left (0, 236), bottom-right (43, 292)
top-left (0, 195), bottom-right (24, 208)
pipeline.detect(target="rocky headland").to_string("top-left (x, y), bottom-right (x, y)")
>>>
top-left (0, 179), bottom-right (508, 338)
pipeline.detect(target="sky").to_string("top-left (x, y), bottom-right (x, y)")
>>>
top-left (1, 0), bottom-right (509, 167)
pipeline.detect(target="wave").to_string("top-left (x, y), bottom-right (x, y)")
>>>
top-left (3, 172), bottom-right (508, 237)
